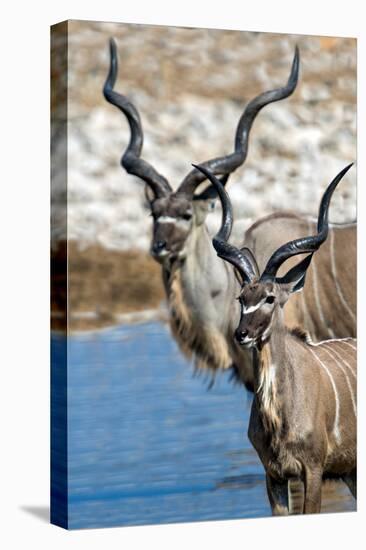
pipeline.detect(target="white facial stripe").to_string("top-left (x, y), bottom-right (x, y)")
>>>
top-left (157, 216), bottom-right (176, 223)
top-left (243, 299), bottom-right (265, 314)
top-left (157, 216), bottom-right (190, 230)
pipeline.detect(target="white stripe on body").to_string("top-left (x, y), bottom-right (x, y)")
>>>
top-left (306, 221), bottom-right (335, 339)
top-left (340, 340), bottom-right (357, 352)
top-left (323, 343), bottom-right (357, 380)
top-left (307, 346), bottom-right (341, 443)
top-left (320, 345), bottom-right (357, 417)
top-left (329, 229), bottom-right (356, 324)
top-left (308, 337), bottom-right (356, 347)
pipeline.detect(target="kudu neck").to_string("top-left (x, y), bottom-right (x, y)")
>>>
top-left (162, 217), bottom-right (239, 331)
top-left (252, 306), bottom-right (293, 436)
top-left (161, 217), bottom-right (236, 373)
top-left (164, 219), bottom-right (231, 281)
top-left (253, 305), bottom-right (289, 393)
top-left (186, 220), bottom-right (216, 259)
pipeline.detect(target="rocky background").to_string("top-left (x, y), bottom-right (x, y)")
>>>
top-left (51, 21), bottom-right (356, 330)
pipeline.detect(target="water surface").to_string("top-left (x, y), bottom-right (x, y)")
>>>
top-left (52, 321), bottom-right (355, 529)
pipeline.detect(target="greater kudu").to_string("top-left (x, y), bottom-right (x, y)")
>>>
top-left (104, 38), bottom-right (356, 391)
top-left (197, 162), bottom-right (356, 514)
top-left (104, 38), bottom-right (300, 389)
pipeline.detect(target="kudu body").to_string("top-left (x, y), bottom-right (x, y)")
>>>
top-left (104, 38), bottom-right (356, 392)
top-left (245, 213), bottom-right (356, 340)
top-left (198, 163), bottom-right (356, 514)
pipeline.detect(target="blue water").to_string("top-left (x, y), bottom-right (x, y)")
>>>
top-left (52, 321), bottom-right (355, 529)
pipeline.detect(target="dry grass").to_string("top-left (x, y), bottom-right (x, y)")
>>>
top-left (51, 241), bottom-right (165, 331)
top-left (65, 21), bottom-right (356, 114)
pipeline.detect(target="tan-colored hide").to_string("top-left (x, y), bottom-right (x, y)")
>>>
top-left (245, 213), bottom-right (356, 341)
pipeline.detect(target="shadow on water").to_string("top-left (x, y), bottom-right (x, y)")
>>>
top-left (20, 506), bottom-right (49, 523)
top-left (289, 480), bottom-right (355, 515)
top-left (217, 473), bottom-right (265, 491)
top-left (51, 321), bottom-right (356, 529)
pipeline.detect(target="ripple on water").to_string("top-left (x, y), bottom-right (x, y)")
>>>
top-left (52, 321), bottom-right (356, 529)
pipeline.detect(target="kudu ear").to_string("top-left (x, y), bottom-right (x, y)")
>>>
top-left (192, 174), bottom-right (230, 224)
top-left (193, 174), bottom-right (229, 201)
top-left (192, 176), bottom-right (228, 223)
top-left (144, 184), bottom-right (155, 205)
top-left (277, 253), bottom-right (313, 298)
top-left (192, 179), bottom-right (227, 225)
top-left (192, 199), bottom-right (214, 225)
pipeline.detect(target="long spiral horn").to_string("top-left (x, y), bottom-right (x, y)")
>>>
top-left (103, 38), bottom-right (172, 198)
top-left (192, 164), bottom-right (258, 283)
top-left (178, 46), bottom-right (300, 198)
top-left (261, 163), bottom-right (354, 281)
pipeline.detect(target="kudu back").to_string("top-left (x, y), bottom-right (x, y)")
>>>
top-left (103, 38), bottom-right (356, 390)
top-left (198, 163), bottom-right (356, 515)
top-left (245, 212), bottom-right (356, 340)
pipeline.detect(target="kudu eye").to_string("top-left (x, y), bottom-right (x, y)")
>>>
top-left (182, 212), bottom-right (192, 221)
top-left (265, 295), bottom-right (275, 305)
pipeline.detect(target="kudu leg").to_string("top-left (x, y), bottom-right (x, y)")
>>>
top-left (342, 470), bottom-right (357, 499)
top-left (288, 479), bottom-right (305, 514)
top-left (266, 473), bottom-right (289, 515)
top-left (303, 467), bottom-right (322, 514)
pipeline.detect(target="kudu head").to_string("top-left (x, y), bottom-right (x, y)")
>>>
top-left (103, 37), bottom-right (299, 266)
top-left (194, 162), bottom-right (354, 349)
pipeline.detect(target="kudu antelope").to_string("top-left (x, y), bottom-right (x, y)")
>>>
top-left (195, 162), bottom-right (356, 515)
top-left (103, 38), bottom-right (356, 391)
top-left (244, 210), bottom-right (356, 341)
top-left (103, 38), bottom-right (300, 389)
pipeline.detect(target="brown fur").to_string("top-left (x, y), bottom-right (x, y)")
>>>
top-left (247, 309), bottom-right (357, 515)
top-left (245, 215), bottom-right (356, 341)
top-left (245, 211), bottom-right (303, 237)
top-left (234, 275), bottom-right (356, 514)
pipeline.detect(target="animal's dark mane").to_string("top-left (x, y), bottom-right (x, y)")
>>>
top-left (290, 326), bottom-right (310, 342)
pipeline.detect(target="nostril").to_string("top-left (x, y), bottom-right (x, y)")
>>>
top-left (154, 240), bottom-right (166, 252)
top-left (235, 329), bottom-right (247, 341)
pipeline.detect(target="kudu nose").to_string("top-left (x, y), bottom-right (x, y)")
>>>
top-left (235, 328), bottom-right (248, 343)
top-left (153, 240), bottom-right (166, 254)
